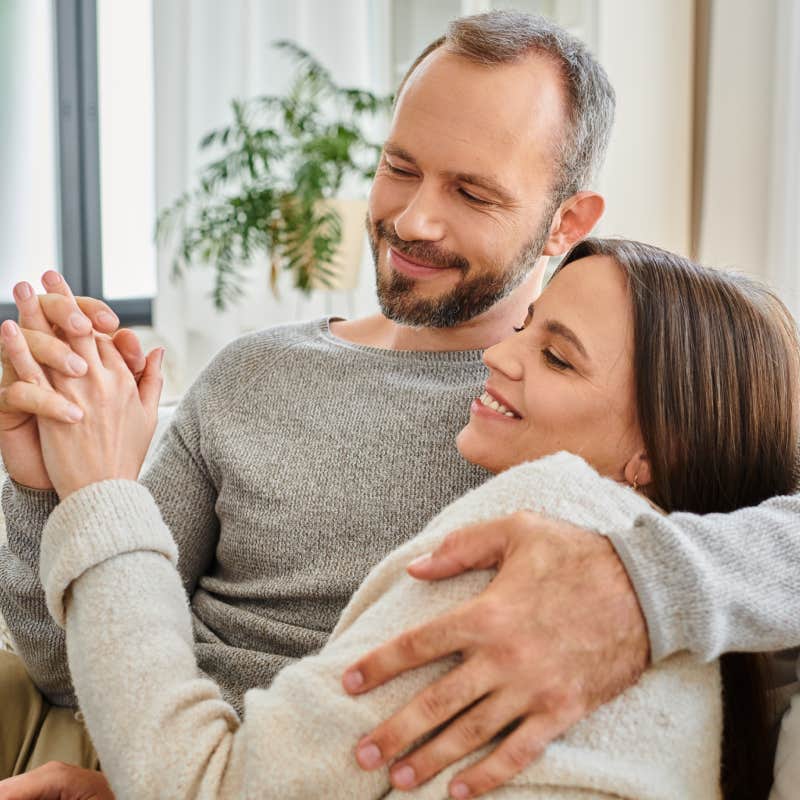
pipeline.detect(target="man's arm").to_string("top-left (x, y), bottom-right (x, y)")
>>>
top-left (0, 409), bottom-right (219, 706)
top-left (0, 480), bottom-right (70, 702)
top-left (606, 494), bottom-right (800, 661)
top-left (344, 496), bottom-right (800, 797)
top-left (0, 348), bottom-right (221, 705)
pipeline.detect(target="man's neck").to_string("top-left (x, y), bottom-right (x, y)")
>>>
top-left (331, 264), bottom-right (546, 352)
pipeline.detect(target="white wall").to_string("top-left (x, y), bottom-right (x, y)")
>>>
top-left (698, 0), bottom-right (777, 280)
top-left (594, 0), bottom-right (694, 256)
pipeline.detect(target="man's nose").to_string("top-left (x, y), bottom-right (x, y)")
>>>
top-left (393, 183), bottom-right (446, 242)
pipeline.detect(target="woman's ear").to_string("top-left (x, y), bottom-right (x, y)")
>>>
top-left (623, 451), bottom-right (653, 490)
top-left (541, 191), bottom-right (605, 256)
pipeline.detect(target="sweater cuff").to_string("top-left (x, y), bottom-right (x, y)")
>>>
top-left (40, 480), bottom-right (178, 627)
top-left (605, 516), bottom-right (687, 663)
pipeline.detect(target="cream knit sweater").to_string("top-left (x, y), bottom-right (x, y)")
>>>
top-left (41, 452), bottom-right (722, 800)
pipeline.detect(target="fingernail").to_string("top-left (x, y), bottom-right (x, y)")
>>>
top-left (157, 348), bottom-right (166, 368)
top-left (392, 764), bottom-right (416, 789)
top-left (343, 669), bottom-right (364, 692)
top-left (67, 354), bottom-right (87, 375)
top-left (65, 404), bottom-right (83, 422)
top-left (450, 782), bottom-right (471, 799)
top-left (69, 312), bottom-right (90, 331)
top-left (408, 553), bottom-right (432, 569)
top-left (14, 282), bottom-right (32, 300)
top-left (355, 742), bottom-right (382, 769)
top-left (96, 311), bottom-right (118, 328)
top-left (1, 320), bottom-right (18, 337)
top-left (42, 271), bottom-right (61, 287)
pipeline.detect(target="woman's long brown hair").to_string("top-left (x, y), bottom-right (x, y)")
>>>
top-left (557, 238), bottom-right (800, 800)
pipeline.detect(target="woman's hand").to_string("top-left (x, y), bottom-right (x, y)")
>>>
top-left (0, 272), bottom-right (146, 490)
top-left (0, 270), bottom-right (145, 489)
top-left (0, 307), bottom-right (164, 500)
top-left (39, 335), bottom-right (163, 499)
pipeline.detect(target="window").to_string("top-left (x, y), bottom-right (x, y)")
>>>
top-left (0, 0), bottom-right (155, 326)
top-left (0, 0), bottom-right (60, 304)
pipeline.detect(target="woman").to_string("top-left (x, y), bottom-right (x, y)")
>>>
top-left (5, 239), bottom-right (798, 799)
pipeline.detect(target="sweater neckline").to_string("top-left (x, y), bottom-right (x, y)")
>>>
top-left (316, 317), bottom-right (487, 365)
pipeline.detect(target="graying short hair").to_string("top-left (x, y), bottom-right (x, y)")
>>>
top-left (396, 10), bottom-right (615, 204)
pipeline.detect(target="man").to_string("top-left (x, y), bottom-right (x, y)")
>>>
top-left (1, 10), bottom-right (799, 800)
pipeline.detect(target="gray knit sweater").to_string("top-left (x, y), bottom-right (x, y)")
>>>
top-left (2, 317), bottom-right (800, 711)
top-left (0, 318), bottom-right (488, 708)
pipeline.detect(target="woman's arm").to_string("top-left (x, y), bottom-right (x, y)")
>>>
top-left (39, 479), bottom-right (434, 799)
top-left (41, 460), bottom-right (721, 800)
top-left (0, 343), bottom-right (221, 707)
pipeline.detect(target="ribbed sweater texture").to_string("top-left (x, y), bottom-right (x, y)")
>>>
top-left (41, 454), bottom-right (722, 799)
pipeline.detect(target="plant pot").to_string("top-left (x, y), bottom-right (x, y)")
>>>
top-left (312, 198), bottom-right (368, 291)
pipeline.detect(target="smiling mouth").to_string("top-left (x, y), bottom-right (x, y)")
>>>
top-left (478, 391), bottom-right (521, 418)
top-left (388, 247), bottom-right (459, 281)
top-left (390, 247), bottom-right (444, 270)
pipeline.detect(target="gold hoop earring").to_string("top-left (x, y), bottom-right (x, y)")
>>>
top-left (632, 472), bottom-right (640, 492)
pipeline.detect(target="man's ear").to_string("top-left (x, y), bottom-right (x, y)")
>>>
top-left (623, 451), bottom-right (653, 491)
top-left (542, 191), bottom-right (605, 256)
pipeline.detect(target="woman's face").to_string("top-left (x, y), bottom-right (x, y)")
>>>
top-left (456, 255), bottom-right (645, 480)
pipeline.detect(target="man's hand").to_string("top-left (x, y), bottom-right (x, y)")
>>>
top-left (0, 762), bottom-right (114, 800)
top-left (342, 512), bottom-right (650, 799)
top-left (0, 272), bottom-right (145, 489)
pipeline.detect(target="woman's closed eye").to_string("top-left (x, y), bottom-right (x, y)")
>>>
top-left (513, 303), bottom-right (536, 332)
top-left (543, 349), bottom-right (572, 371)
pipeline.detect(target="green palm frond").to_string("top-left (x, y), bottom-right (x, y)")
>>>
top-left (156, 41), bottom-right (392, 310)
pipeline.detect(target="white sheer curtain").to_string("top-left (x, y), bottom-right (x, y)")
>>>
top-left (696, 0), bottom-right (800, 317)
top-left (766, 0), bottom-right (800, 319)
top-left (152, 0), bottom-right (390, 394)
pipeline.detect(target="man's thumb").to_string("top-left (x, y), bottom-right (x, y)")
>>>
top-left (406, 522), bottom-right (509, 580)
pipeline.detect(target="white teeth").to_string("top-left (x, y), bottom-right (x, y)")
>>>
top-left (479, 391), bottom-right (517, 417)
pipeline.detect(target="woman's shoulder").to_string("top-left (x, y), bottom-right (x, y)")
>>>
top-left (420, 452), bottom-right (654, 544)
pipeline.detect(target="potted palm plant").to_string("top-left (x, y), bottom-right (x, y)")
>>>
top-left (157, 41), bottom-right (392, 310)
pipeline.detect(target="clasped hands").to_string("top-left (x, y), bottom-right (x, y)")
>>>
top-left (0, 273), bottom-right (650, 800)
top-left (0, 272), bottom-right (163, 499)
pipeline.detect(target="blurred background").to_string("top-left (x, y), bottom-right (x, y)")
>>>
top-left (1, 0), bottom-right (799, 398)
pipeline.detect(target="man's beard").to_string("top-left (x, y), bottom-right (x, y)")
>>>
top-left (367, 214), bottom-right (553, 329)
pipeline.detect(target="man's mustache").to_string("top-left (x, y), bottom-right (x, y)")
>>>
top-left (373, 220), bottom-right (470, 273)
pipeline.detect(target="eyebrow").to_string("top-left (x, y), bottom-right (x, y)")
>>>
top-left (383, 142), bottom-right (516, 205)
top-left (544, 319), bottom-right (589, 360)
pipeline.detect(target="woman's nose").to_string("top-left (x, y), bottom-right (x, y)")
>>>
top-left (483, 337), bottom-right (524, 381)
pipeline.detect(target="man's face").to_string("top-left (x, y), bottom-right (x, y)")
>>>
top-left (367, 48), bottom-right (568, 328)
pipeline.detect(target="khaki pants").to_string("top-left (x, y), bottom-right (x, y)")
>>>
top-left (0, 649), bottom-right (98, 779)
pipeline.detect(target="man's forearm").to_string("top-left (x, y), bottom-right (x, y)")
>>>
top-left (607, 493), bottom-right (800, 662)
top-left (0, 476), bottom-right (76, 705)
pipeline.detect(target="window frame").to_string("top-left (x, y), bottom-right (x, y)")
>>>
top-left (0, 0), bottom-right (152, 327)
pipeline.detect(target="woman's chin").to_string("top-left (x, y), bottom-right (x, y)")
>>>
top-left (456, 425), bottom-right (505, 474)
